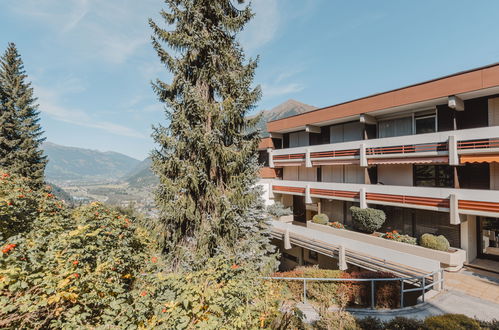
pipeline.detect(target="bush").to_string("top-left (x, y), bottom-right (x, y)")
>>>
top-left (267, 202), bottom-right (292, 220)
top-left (350, 207), bottom-right (386, 233)
top-left (424, 314), bottom-right (481, 329)
top-left (312, 213), bottom-right (329, 225)
top-left (385, 316), bottom-right (424, 329)
top-left (314, 309), bottom-right (359, 330)
top-left (420, 233), bottom-right (450, 251)
top-left (356, 316), bottom-right (384, 330)
top-left (378, 230), bottom-right (417, 245)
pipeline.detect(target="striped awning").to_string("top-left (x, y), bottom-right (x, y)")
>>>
top-left (312, 159), bottom-right (360, 166)
top-left (274, 161), bottom-right (305, 167)
top-left (368, 156), bottom-right (448, 165)
top-left (460, 154), bottom-right (499, 163)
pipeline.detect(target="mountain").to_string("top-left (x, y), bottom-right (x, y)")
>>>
top-left (124, 157), bottom-right (158, 188)
top-left (43, 142), bottom-right (141, 183)
top-left (251, 99), bottom-right (317, 137)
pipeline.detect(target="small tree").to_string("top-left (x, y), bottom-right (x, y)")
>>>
top-left (420, 233), bottom-right (450, 251)
top-left (266, 201), bottom-right (292, 221)
top-left (350, 206), bottom-right (386, 233)
top-left (0, 43), bottom-right (46, 189)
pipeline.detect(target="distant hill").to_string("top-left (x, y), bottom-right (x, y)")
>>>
top-left (124, 157), bottom-right (158, 188)
top-left (43, 142), bottom-right (141, 183)
top-left (251, 99), bottom-right (316, 137)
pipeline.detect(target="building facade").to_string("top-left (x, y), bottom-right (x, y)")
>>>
top-left (259, 64), bottom-right (499, 271)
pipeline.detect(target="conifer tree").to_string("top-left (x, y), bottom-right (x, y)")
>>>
top-left (150, 0), bottom-right (275, 270)
top-left (0, 43), bottom-right (47, 188)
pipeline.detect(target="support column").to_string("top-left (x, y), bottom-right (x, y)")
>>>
top-left (360, 143), bottom-right (368, 167)
top-left (305, 185), bottom-right (312, 204)
top-left (268, 148), bottom-right (274, 168)
top-left (305, 148), bottom-right (312, 168)
top-left (448, 135), bottom-right (459, 166)
top-left (360, 188), bottom-right (367, 209)
top-left (449, 193), bottom-right (460, 225)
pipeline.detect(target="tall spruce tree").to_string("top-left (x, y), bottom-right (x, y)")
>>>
top-left (0, 43), bottom-right (47, 188)
top-left (150, 0), bottom-right (275, 270)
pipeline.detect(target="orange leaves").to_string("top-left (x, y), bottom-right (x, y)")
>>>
top-left (2, 243), bottom-right (16, 254)
top-left (151, 257), bottom-right (158, 263)
top-left (140, 291), bottom-right (147, 297)
top-left (72, 260), bottom-right (79, 266)
top-left (230, 264), bottom-right (239, 270)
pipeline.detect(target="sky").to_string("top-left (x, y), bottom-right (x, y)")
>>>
top-left (2, 1), bottom-right (499, 160)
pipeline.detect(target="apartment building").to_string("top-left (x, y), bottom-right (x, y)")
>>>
top-left (259, 64), bottom-right (499, 273)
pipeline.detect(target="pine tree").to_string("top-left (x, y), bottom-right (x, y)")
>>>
top-left (0, 43), bottom-right (47, 188)
top-left (149, 0), bottom-right (275, 271)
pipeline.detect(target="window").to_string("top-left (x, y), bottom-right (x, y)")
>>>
top-left (308, 250), bottom-right (318, 261)
top-left (378, 116), bottom-right (413, 138)
top-left (415, 114), bottom-right (436, 134)
top-left (330, 122), bottom-right (363, 143)
top-left (258, 150), bottom-right (269, 167)
top-left (289, 131), bottom-right (309, 147)
top-left (414, 165), bottom-right (453, 188)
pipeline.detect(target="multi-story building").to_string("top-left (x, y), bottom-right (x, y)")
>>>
top-left (259, 63), bottom-right (499, 275)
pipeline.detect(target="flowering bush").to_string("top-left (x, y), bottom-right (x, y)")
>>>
top-left (0, 173), bottom-right (287, 328)
top-left (377, 230), bottom-right (417, 245)
top-left (328, 221), bottom-right (345, 229)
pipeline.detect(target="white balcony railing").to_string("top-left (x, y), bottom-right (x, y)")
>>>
top-left (269, 125), bottom-right (499, 167)
top-left (267, 179), bottom-right (499, 223)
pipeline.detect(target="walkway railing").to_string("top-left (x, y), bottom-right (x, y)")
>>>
top-left (263, 269), bottom-right (444, 310)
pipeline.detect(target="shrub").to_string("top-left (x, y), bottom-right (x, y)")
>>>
top-left (267, 201), bottom-right (292, 220)
top-left (356, 316), bottom-right (384, 330)
top-left (339, 271), bottom-right (400, 309)
top-left (424, 314), bottom-right (481, 329)
top-left (314, 309), bottom-right (359, 330)
top-left (312, 213), bottom-right (329, 225)
top-left (379, 230), bottom-right (417, 245)
top-left (385, 316), bottom-right (425, 330)
top-left (350, 206), bottom-right (386, 233)
top-left (329, 221), bottom-right (345, 229)
top-left (420, 233), bottom-right (450, 251)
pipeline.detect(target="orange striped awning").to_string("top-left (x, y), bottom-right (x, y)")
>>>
top-left (460, 154), bottom-right (499, 163)
top-left (312, 159), bottom-right (360, 166)
top-left (274, 161), bottom-right (304, 167)
top-left (368, 156), bottom-right (448, 165)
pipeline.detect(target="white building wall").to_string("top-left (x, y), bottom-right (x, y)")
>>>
top-left (257, 179), bottom-right (274, 206)
top-left (378, 164), bottom-right (413, 186)
top-left (460, 215), bottom-right (477, 263)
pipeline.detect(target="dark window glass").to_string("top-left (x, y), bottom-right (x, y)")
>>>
top-left (414, 165), bottom-right (453, 188)
top-left (317, 167), bottom-right (322, 182)
top-left (309, 250), bottom-right (318, 261)
top-left (258, 150), bottom-right (269, 167)
top-left (415, 116), bottom-right (436, 134)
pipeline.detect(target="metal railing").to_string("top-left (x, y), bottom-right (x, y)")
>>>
top-left (263, 269), bottom-right (444, 310)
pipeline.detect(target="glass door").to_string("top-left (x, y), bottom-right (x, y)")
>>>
top-left (478, 217), bottom-right (499, 261)
top-left (292, 195), bottom-right (306, 224)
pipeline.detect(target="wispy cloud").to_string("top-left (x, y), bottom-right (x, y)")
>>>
top-left (240, 0), bottom-right (280, 52)
top-left (35, 83), bottom-right (146, 139)
top-left (261, 83), bottom-right (304, 97)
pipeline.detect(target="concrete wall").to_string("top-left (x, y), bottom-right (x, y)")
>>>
top-left (378, 164), bottom-right (413, 186)
top-left (281, 194), bottom-right (293, 208)
top-left (321, 199), bottom-right (344, 222)
top-left (460, 215), bottom-right (477, 262)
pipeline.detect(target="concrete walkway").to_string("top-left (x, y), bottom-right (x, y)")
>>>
top-left (350, 290), bottom-right (499, 322)
top-left (444, 267), bottom-right (499, 303)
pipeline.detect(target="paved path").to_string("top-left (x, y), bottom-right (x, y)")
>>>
top-left (444, 268), bottom-right (499, 303)
top-left (350, 290), bottom-right (499, 321)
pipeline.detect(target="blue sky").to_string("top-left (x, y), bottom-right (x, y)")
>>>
top-left (2, 1), bottom-right (499, 160)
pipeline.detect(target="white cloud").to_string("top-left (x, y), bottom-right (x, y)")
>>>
top-left (240, 0), bottom-right (280, 52)
top-left (35, 83), bottom-right (146, 139)
top-left (261, 83), bottom-right (304, 97)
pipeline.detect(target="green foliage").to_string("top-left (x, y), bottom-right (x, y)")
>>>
top-left (350, 206), bottom-right (386, 233)
top-left (314, 309), bottom-right (359, 330)
top-left (424, 314), bottom-right (481, 329)
top-left (312, 213), bottom-right (329, 225)
top-left (0, 43), bottom-right (46, 188)
top-left (378, 230), bottom-right (417, 245)
top-left (149, 0), bottom-right (275, 270)
top-left (267, 202), bottom-right (292, 220)
top-left (420, 233), bottom-right (450, 251)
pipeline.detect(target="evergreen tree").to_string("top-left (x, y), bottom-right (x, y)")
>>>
top-left (150, 0), bottom-right (275, 270)
top-left (0, 43), bottom-right (47, 188)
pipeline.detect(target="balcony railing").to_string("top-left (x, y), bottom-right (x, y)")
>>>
top-left (269, 180), bottom-right (499, 221)
top-left (269, 125), bottom-right (499, 167)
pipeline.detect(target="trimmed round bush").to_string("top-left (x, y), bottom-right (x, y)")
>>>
top-left (424, 314), bottom-right (481, 329)
top-left (312, 213), bottom-right (329, 225)
top-left (420, 233), bottom-right (450, 251)
top-left (350, 206), bottom-right (386, 233)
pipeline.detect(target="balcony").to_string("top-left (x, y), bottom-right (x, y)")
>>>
top-left (267, 180), bottom-right (499, 222)
top-left (269, 126), bottom-right (499, 168)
